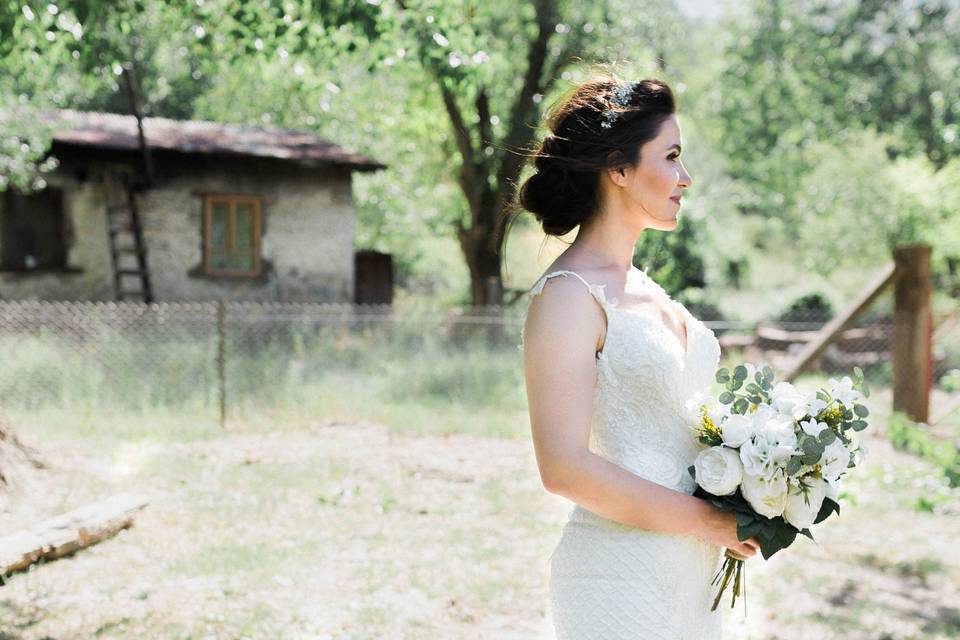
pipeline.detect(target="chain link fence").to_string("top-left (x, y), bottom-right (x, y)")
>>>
top-left (0, 295), bottom-right (956, 426)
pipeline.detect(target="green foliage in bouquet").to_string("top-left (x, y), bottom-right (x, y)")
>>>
top-left (690, 365), bottom-right (872, 560)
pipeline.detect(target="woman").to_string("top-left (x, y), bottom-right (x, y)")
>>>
top-left (517, 76), bottom-right (760, 638)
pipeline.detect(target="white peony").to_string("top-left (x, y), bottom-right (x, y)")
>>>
top-left (740, 470), bottom-right (789, 518)
top-left (783, 479), bottom-right (827, 530)
top-left (828, 376), bottom-right (861, 408)
top-left (820, 439), bottom-right (850, 482)
top-left (721, 414), bottom-right (753, 447)
top-left (694, 447), bottom-right (743, 496)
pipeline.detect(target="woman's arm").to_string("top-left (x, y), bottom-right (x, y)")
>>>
top-left (522, 277), bottom-right (758, 556)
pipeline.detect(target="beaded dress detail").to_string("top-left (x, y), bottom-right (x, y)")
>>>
top-left (519, 269), bottom-right (725, 639)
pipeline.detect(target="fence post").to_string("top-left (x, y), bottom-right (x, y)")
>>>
top-left (892, 244), bottom-right (932, 423)
top-left (217, 298), bottom-right (226, 429)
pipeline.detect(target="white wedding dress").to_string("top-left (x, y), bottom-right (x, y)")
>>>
top-left (520, 269), bottom-right (725, 639)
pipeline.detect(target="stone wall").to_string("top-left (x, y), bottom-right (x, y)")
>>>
top-left (0, 155), bottom-right (356, 302)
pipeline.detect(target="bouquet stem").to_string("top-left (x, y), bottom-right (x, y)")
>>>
top-left (710, 549), bottom-right (748, 613)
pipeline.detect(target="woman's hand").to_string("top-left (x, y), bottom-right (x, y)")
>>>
top-left (696, 503), bottom-right (761, 559)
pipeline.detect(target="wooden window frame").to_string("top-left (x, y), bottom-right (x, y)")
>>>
top-left (202, 194), bottom-right (262, 277)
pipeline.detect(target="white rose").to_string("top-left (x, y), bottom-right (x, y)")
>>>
top-left (820, 439), bottom-right (850, 482)
top-left (721, 414), bottom-right (753, 447)
top-left (741, 470), bottom-right (788, 519)
top-left (694, 447), bottom-right (743, 496)
top-left (783, 479), bottom-right (827, 530)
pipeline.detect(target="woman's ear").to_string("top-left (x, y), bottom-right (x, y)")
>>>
top-left (605, 150), bottom-right (628, 187)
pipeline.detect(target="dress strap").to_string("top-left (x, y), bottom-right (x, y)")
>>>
top-left (528, 270), bottom-right (609, 306)
top-left (518, 270), bottom-right (609, 353)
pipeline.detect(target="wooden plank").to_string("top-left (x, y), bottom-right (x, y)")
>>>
top-left (0, 493), bottom-right (148, 577)
top-left (783, 261), bottom-right (897, 382)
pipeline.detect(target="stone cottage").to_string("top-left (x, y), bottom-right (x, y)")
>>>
top-left (0, 110), bottom-right (385, 302)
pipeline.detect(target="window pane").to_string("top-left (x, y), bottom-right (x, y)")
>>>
top-left (235, 203), bottom-right (254, 250)
top-left (208, 251), bottom-right (230, 271)
top-left (224, 252), bottom-right (255, 271)
top-left (210, 202), bottom-right (229, 249)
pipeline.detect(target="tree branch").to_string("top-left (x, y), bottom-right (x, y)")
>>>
top-left (494, 0), bottom-right (557, 215)
top-left (440, 82), bottom-right (482, 217)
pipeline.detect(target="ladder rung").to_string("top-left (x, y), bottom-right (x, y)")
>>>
top-left (117, 269), bottom-right (146, 276)
top-left (108, 224), bottom-right (140, 233)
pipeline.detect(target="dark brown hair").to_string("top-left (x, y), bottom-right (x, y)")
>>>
top-left (514, 75), bottom-right (677, 237)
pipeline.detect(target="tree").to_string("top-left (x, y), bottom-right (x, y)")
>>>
top-left (1, 0), bottom-right (686, 305)
top-left (714, 0), bottom-right (960, 222)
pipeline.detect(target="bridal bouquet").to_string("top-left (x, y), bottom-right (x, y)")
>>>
top-left (685, 363), bottom-right (871, 612)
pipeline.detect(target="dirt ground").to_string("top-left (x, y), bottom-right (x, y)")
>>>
top-left (1, 409), bottom-right (958, 639)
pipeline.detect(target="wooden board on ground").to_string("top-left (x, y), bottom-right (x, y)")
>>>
top-left (0, 493), bottom-right (149, 577)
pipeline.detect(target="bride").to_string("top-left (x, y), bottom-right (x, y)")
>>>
top-left (517, 76), bottom-right (760, 639)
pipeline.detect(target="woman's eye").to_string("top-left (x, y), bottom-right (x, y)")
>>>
top-left (668, 154), bottom-right (679, 161)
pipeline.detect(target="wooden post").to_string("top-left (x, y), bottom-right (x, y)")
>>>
top-left (217, 299), bottom-right (226, 429)
top-left (892, 245), bottom-right (933, 423)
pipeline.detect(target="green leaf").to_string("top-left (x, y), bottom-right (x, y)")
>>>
top-left (746, 383), bottom-right (761, 394)
top-left (730, 379), bottom-right (744, 391)
top-left (733, 365), bottom-right (748, 381)
top-left (854, 404), bottom-right (869, 417)
top-left (813, 497), bottom-right (840, 524)
top-left (738, 519), bottom-right (764, 541)
top-left (716, 369), bottom-right (730, 383)
top-left (762, 366), bottom-right (774, 382)
top-left (786, 457), bottom-right (802, 475)
top-left (853, 366), bottom-right (864, 381)
top-left (719, 391), bottom-right (735, 404)
top-left (818, 428), bottom-right (837, 445)
top-left (733, 398), bottom-right (750, 414)
top-left (817, 390), bottom-right (831, 403)
top-left (851, 420), bottom-right (868, 431)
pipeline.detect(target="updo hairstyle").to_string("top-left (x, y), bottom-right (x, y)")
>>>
top-left (516, 76), bottom-right (676, 236)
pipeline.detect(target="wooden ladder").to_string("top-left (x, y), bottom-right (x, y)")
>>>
top-left (104, 170), bottom-right (153, 303)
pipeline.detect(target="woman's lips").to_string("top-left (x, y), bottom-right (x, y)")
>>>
top-left (670, 196), bottom-right (682, 205)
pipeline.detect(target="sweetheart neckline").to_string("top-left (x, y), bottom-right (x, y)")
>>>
top-left (601, 301), bottom-right (692, 359)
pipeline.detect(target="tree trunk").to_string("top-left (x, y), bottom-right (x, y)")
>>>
top-left (459, 220), bottom-right (503, 306)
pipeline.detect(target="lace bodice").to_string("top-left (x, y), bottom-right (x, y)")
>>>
top-left (519, 269), bottom-right (722, 495)
top-left (522, 269), bottom-right (726, 639)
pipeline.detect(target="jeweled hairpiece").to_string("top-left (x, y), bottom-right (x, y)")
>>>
top-left (600, 81), bottom-right (639, 129)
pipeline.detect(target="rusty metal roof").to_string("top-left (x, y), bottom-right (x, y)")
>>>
top-left (49, 109), bottom-right (385, 171)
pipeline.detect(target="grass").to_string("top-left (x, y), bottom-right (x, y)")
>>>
top-left (1, 290), bottom-right (959, 637)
